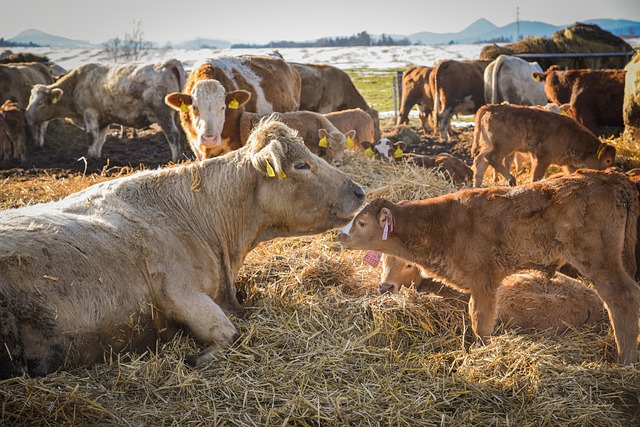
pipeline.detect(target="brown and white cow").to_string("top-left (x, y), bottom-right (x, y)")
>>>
top-left (291, 62), bottom-right (380, 140)
top-left (623, 53), bottom-right (640, 140)
top-left (0, 117), bottom-right (365, 378)
top-left (532, 65), bottom-right (626, 133)
top-left (378, 254), bottom-right (603, 332)
top-left (338, 170), bottom-right (640, 364)
top-left (25, 59), bottom-right (187, 162)
top-left (432, 59), bottom-right (490, 141)
top-left (484, 55), bottom-right (547, 106)
top-left (397, 65), bottom-right (435, 132)
top-left (0, 99), bottom-right (27, 165)
top-left (166, 79), bottom-right (353, 164)
top-left (472, 103), bottom-right (616, 187)
top-left (324, 108), bottom-right (374, 150)
top-left (0, 62), bottom-right (55, 146)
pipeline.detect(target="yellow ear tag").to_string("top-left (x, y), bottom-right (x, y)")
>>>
top-left (280, 170), bottom-right (287, 179)
top-left (346, 135), bottom-right (355, 148)
top-left (597, 145), bottom-right (605, 160)
top-left (365, 147), bottom-right (375, 157)
top-left (265, 159), bottom-right (276, 177)
top-left (318, 135), bottom-right (328, 148)
top-left (533, 75), bottom-right (542, 83)
top-left (228, 99), bottom-right (239, 109)
top-left (180, 101), bottom-right (188, 113)
top-left (394, 147), bottom-right (404, 158)
top-left (560, 109), bottom-right (568, 116)
top-left (52, 96), bottom-right (58, 104)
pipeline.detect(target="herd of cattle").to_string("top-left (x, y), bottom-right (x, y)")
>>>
top-left (1, 49), bottom-right (640, 378)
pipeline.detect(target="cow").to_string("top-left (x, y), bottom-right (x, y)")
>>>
top-left (397, 65), bottom-right (435, 132)
top-left (25, 59), bottom-right (187, 162)
top-left (431, 59), bottom-right (490, 141)
top-left (291, 62), bottom-right (380, 140)
top-left (472, 103), bottom-right (616, 187)
top-left (484, 55), bottom-right (547, 106)
top-left (623, 53), bottom-right (640, 141)
top-left (361, 139), bottom-right (472, 185)
top-left (338, 169), bottom-right (640, 364)
top-left (324, 108), bottom-right (374, 150)
top-left (379, 254), bottom-right (603, 332)
top-left (166, 79), bottom-right (353, 164)
top-left (0, 117), bottom-right (366, 378)
top-left (0, 99), bottom-right (27, 165)
top-left (532, 65), bottom-right (626, 134)
top-left (0, 62), bottom-right (55, 147)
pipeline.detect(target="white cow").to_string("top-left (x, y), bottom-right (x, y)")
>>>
top-left (484, 55), bottom-right (547, 106)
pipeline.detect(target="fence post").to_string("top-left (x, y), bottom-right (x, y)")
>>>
top-left (394, 70), bottom-right (403, 124)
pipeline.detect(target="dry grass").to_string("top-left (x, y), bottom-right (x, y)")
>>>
top-left (1, 154), bottom-right (640, 426)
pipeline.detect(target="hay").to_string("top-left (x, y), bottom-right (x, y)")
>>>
top-left (2, 153), bottom-right (640, 426)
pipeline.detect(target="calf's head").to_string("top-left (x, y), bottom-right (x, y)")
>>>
top-left (25, 84), bottom-right (63, 125)
top-left (165, 79), bottom-right (250, 158)
top-left (247, 117), bottom-right (365, 235)
top-left (582, 143), bottom-right (616, 170)
top-left (319, 128), bottom-right (354, 166)
top-left (379, 254), bottom-right (422, 294)
top-left (362, 139), bottom-right (406, 162)
top-left (338, 198), bottom-right (395, 251)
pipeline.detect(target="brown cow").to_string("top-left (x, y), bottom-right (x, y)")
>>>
top-left (324, 108), bottom-right (374, 150)
top-left (338, 170), bottom-right (640, 364)
top-left (432, 59), bottom-right (490, 141)
top-left (0, 117), bottom-right (366, 378)
top-left (379, 254), bottom-right (603, 332)
top-left (624, 53), bottom-right (640, 141)
top-left (472, 103), bottom-right (616, 187)
top-left (291, 62), bottom-right (380, 140)
top-left (532, 65), bottom-right (626, 134)
top-left (0, 99), bottom-right (27, 165)
top-left (397, 65), bottom-right (435, 132)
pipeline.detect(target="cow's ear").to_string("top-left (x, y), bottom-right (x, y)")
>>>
top-left (165, 92), bottom-right (192, 112)
top-left (394, 141), bottom-right (407, 150)
top-left (318, 128), bottom-right (329, 138)
top-left (532, 72), bottom-right (544, 83)
top-left (51, 88), bottom-right (63, 102)
top-left (226, 90), bottom-right (251, 109)
top-left (378, 207), bottom-right (392, 229)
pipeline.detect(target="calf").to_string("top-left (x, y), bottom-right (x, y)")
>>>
top-left (324, 108), bottom-right (374, 150)
top-left (0, 99), bottom-right (27, 165)
top-left (338, 170), bottom-right (640, 364)
top-left (379, 254), bottom-right (602, 332)
top-left (472, 103), bottom-right (615, 187)
top-left (397, 65), bottom-right (435, 132)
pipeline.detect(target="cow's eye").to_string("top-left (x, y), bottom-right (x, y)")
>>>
top-left (405, 264), bottom-right (413, 270)
top-left (294, 161), bottom-right (310, 170)
top-left (358, 220), bottom-right (366, 227)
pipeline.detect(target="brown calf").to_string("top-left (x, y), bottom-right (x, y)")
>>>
top-left (0, 99), bottom-right (26, 165)
top-left (339, 170), bottom-right (640, 364)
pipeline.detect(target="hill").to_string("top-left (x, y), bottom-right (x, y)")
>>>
top-left (9, 28), bottom-right (94, 48)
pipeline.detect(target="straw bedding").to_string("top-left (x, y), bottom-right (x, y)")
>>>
top-left (1, 154), bottom-right (639, 426)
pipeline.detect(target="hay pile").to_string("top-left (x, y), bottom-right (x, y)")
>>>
top-left (480, 22), bottom-right (634, 70)
top-left (1, 155), bottom-right (640, 426)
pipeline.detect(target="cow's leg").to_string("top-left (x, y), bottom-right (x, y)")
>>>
top-left (530, 157), bottom-right (550, 182)
top-left (155, 111), bottom-right (182, 163)
top-left (84, 111), bottom-right (108, 158)
top-left (468, 288), bottom-right (498, 343)
top-left (473, 152), bottom-right (490, 187)
top-left (35, 121), bottom-right (49, 147)
top-left (486, 151), bottom-right (516, 186)
top-left (439, 108), bottom-right (453, 141)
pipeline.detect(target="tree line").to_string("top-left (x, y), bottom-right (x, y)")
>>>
top-left (232, 31), bottom-right (412, 49)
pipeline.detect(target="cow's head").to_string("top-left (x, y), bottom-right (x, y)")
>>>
top-left (25, 84), bottom-right (63, 125)
top-left (165, 79), bottom-right (250, 158)
top-left (532, 65), bottom-right (560, 84)
top-left (379, 254), bottom-right (422, 294)
top-left (582, 143), bottom-right (616, 170)
top-left (362, 138), bottom-right (406, 162)
top-left (338, 198), bottom-right (395, 251)
top-left (318, 128), bottom-right (354, 166)
top-left (245, 116), bottom-right (365, 235)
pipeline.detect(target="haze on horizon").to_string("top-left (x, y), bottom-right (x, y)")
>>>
top-left (3, 0), bottom-right (639, 45)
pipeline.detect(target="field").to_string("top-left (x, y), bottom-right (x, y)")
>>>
top-left (1, 45), bottom-right (640, 425)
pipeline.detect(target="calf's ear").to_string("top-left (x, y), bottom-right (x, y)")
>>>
top-left (226, 90), bottom-right (251, 110)
top-left (51, 88), bottom-right (63, 102)
top-left (378, 207), bottom-right (393, 229)
top-left (165, 92), bottom-right (192, 112)
top-left (532, 72), bottom-right (544, 83)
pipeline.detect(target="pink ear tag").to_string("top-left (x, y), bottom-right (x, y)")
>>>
top-left (363, 250), bottom-right (381, 267)
top-left (382, 215), bottom-right (391, 240)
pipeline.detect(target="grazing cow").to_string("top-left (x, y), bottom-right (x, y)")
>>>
top-left (379, 255), bottom-right (602, 332)
top-left (25, 59), bottom-right (187, 162)
top-left (397, 65), bottom-right (435, 132)
top-left (484, 55), bottom-right (547, 106)
top-left (338, 170), bottom-right (640, 364)
top-left (291, 62), bottom-right (380, 140)
top-left (0, 117), bottom-right (366, 378)
top-left (166, 80), bottom-right (353, 164)
top-left (472, 103), bottom-right (615, 187)
top-left (532, 65), bottom-right (626, 133)
top-left (432, 59), bottom-right (490, 141)
top-left (324, 108), bottom-right (374, 149)
top-left (0, 62), bottom-right (55, 146)
top-left (361, 139), bottom-right (472, 184)
top-left (0, 99), bottom-right (27, 165)
top-left (623, 53), bottom-right (640, 140)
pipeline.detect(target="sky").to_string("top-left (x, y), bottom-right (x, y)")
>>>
top-left (2, 0), bottom-right (640, 45)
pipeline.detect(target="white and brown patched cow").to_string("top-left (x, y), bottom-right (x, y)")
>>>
top-left (339, 170), bottom-right (640, 364)
top-left (472, 103), bottom-right (616, 187)
top-left (0, 117), bottom-right (365, 378)
top-left (170, 56), bottom-right (301, 160)
top-left (291, 62), bottom-right (380, 140)
top-left (25, 59), bottom-right (187, 162)
top-left (432, 59), bottom-right (491, 141)
top-left (484, 55), bottom-right (547, 106)
top-left (166, 79), bottom-right (353, 164)
top-left (0, 99), bottom-right (27, 165)
top-left (378, 254), bottom-right (603, 332)
top-left (0, 62), bottom-right (55, 147)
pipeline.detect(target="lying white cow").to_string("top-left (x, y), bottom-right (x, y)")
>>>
top-left (25, 59), bottom-right (187, 162)
top-left (484, 55), bottom-right (547, 106)
top-left (0, 117), bottom-right (365, 378)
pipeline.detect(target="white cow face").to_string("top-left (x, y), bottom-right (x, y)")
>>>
top-left (362, 138), bottom-right (406, 162)
top-left (25, 84), bottom-right (63, 125)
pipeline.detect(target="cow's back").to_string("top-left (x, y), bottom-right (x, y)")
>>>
top-left (0, 62), bottom-right (54, 107)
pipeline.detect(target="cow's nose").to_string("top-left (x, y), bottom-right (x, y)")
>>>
top-left (378, 283), bottom-right (397, 294)
top-left (354, 186), bottom-right (365, 202)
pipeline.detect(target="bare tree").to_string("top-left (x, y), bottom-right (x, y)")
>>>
top-left (103, 21), bottom-right (153, 63)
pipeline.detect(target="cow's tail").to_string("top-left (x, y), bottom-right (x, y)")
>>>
top-left (432, 74), bottom-right (440, 133)
top-left (491, 56), bottom-right (502, 104)
top-left (167, 59), bottom-right (187, 91)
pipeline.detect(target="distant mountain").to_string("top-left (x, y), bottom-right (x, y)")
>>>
top-left (583, 19), bottom-right (640, 37)
top-left (167, 38), bottom-right (231, 49)
top-left (9, 28), bottom-right (94, 47)
top-left (408, 18), bottom-right (498, 45)
top-left (462, 20), bottom-right (561, 43)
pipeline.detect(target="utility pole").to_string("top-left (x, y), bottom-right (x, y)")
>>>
top-left (516, 6), bottom-right (521, 41)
